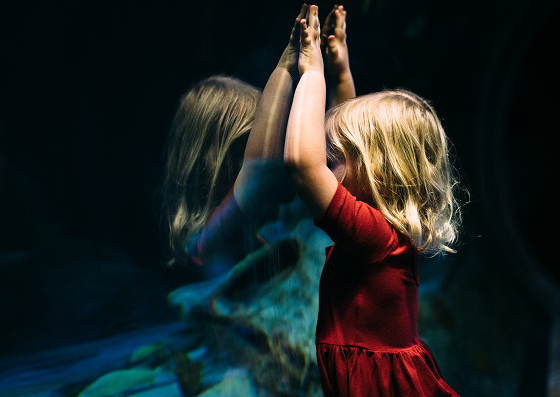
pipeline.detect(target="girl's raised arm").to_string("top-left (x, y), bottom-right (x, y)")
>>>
top-left (284, 5), bottom-right (339, 220)
top-left (233, 4), bottom-right (309, 219)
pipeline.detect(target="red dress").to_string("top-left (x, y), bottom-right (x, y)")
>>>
top-left (187, 188), bottom-right (262, 278)
top-left (314, 182), bottom-right (459, 396)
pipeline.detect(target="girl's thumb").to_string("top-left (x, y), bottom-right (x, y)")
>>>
top-left (328, 35), bottom-right (338, 54)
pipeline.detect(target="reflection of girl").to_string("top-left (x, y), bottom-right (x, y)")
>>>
top-left (162, 4), bottom-right (356, 278)
top-left (162, 75), bottom-right (260, 267)
top-left (285, 5), bottom-right (460, 396)
top-left (161, 0), bottom-right (308, 273)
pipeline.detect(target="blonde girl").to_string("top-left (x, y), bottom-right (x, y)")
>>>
top-left (285, 5), bottom-right (460, 396)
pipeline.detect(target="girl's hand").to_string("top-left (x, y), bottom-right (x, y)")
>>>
top-left (298, 5), bottom-right (323, 76)
top-left (278, 4), bottom-right (309, 76)
top-left (321, 5), bottom-right (350, 82)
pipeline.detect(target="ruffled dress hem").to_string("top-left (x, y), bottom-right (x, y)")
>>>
top-left (316, 341), bottom-right (459, 396)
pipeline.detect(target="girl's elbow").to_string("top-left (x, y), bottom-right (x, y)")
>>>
top-left (283, 155), bottom-right (303, 178)
top-left (283, 151), bottom-right (295, 168)
top-left (284, 158), bottom-right (312, 190)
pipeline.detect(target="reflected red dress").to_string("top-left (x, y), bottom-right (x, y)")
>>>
top-left (314, 182), bottom-right (459, 396)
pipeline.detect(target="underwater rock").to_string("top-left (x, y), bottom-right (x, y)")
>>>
top-left (169, 198), bottom-right (330, 396)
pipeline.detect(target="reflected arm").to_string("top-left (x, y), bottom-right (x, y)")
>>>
top-left (233, 66), bottom-right (294, 219)
top-left (233, 7), bottom-right (308, 220)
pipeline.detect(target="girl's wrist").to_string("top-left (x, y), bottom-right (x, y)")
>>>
top-left (301, 63), bottom-right (326, 77)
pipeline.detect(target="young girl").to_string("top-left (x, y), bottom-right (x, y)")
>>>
top-left (285, 5), bottom-right (460, 396)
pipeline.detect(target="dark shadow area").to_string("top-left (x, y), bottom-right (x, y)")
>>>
top-left (506, 7), bottom-right (559, 284)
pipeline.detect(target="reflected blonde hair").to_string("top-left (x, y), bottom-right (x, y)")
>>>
top-left (325, 89), bottom-right (460, 254)
top-left (162, 76), bottom-right (261, 262)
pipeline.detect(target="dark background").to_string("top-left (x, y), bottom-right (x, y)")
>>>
top-left (1, 0), bottom-right (559, 395)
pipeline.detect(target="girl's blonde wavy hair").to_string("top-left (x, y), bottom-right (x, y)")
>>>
top-left (325, 89), bottom-right (460, 254)
top-left (162, 76), bottom-right (261, 263)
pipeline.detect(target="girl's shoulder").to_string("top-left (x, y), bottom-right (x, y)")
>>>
top-left (316, 182), bottom-right (398, 263)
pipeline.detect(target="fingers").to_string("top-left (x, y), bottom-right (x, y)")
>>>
top-left (297, 3), bottom-right (309, 21)
top-left (291, 4), bottom-right (309, 45)
top-left (300, 18), bottom-right (309, 42)
top-left (333, 6), bottom-right (347, 42)
top-left (300, 5), bottom-right (320, 45)
top-left (321, 8), bottom-right (334, 48)
top-left (335, 6), bottom-right (346, 31)
top-left (327, 35), bottom-right (338, 54)
top-left (290, 19), bottom-right (300, 43)
top-left (310, 5), bottom-right (320, 31)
